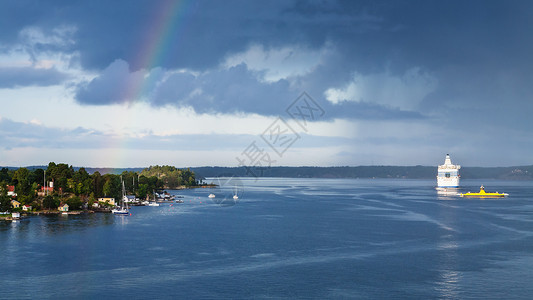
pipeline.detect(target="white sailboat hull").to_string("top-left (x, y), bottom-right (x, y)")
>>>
top-left (112, 208), bottom-right (129, 215)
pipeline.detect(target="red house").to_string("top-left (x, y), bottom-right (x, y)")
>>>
top-left (7, 185), bottom-right (16, 197)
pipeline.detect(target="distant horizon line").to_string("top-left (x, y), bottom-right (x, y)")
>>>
top-left (2, 164), bottom-right (532, 169)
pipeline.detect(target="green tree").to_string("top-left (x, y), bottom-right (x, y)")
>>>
top-left (30, 200), bottom-right (41, 211)
top-left (72, 168), bottom-right (91, 195)
top-left (92, 171), bottom-right (103, 198)
top-left (48, 163), bottom-right (74, 192)
top-left (43, 195), bottom-right (58, 210)
top-left (102, 175), bottom-right (121, 199)
top-left (0, 168), bottom-right (11, 183)
top-left (121, 171), bottom-right (139, 194)
top-left (17, 195), bottom-right (32, 206)
top-left (88, 193), bottom-right (96, 208)
top-left (66, 196), bottom-right (82, 210)
top-left (29, 169), bottom-right (45, 187)
top-left (13, 168), bottom-right (32, 197)
top-left (0, 183), bottom-right (11, 212)
top-left (82, 178), bottom-right (92, 196)
top-left (136, 183), bottom-right (149, 199)
top-left (140, 165), bottom-right (196, 189)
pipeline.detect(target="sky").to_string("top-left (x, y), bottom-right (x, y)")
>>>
top-left (0, 0), bottom-right (532, 168)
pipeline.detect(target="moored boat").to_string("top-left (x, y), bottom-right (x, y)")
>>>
top-left (112, 181), bottom-right (130, 215)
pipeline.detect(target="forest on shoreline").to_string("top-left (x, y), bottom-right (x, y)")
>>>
top-left (0, 163), bottom-right (202, 212)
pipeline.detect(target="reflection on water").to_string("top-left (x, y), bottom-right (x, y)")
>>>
top-left (114, 214), bottom-right (131, 226)
top-left (436, 235), bottom-right (462, 298)
top-left (435, 195), bottom-right (462, 299)
top-left (0, 213), bottom-right (119, 238)
top-left (437, 188), bottom-right (460, 200)
top-left (35, 213), bottom-right (116, 236)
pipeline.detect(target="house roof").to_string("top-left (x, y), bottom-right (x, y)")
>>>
top-left (7, 185), bottom-right (15, 192)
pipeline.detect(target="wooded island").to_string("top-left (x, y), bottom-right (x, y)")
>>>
top-left (0, 163), bottom-right (203, 213)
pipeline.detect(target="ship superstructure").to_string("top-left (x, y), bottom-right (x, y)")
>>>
top-left (437, 154), bottom-right (460, 188)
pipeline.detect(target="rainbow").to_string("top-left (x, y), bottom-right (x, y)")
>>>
top-left (111, 0), bottom-right (192, 167)
top-left (131, 0), bottom-right (192, 101)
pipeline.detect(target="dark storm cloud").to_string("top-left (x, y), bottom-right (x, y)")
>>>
top-left (0, 67), bottom-right (69, 88)
top-left (2, 1), bottom-right (533, 128)
top-left (0, 0), bottom-right (390, 71)
top-left (75, 60), bottom-right (423, 120)
top-left (75, 59), bottom-right (144, 105)
top-left (2, 0), bottom-right (532, 72)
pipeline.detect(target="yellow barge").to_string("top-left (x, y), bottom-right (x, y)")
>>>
top-left (460, 186), bottom-right (508, 198)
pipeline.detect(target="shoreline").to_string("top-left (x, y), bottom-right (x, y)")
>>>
top-left (1, 209), bottom-right (107, 221)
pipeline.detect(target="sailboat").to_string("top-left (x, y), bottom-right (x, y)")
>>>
top-left (148, 191), bottom-right (160, 206)
top-left (232, 186), bottom-right (238, 200)
top-left (112, 181), bottom-right (130, 215)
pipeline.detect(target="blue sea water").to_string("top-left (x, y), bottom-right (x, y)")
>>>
top-left (2, 178), bottom-right (533, 299)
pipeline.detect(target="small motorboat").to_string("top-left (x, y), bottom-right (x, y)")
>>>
top-left (208, 194), bottom-right (215, 198)
top-left (460, 186), bottom-right (508, 198)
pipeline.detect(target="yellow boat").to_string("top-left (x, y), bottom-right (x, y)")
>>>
top-left (460, 185), bottom-right (508, 198)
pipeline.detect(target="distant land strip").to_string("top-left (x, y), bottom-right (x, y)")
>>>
top-left (2, 166), bottom-right (532, 180)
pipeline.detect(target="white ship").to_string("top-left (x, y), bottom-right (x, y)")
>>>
top-left (437, 154), bottom-right (460, 188)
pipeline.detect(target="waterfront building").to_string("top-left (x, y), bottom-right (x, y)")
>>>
top-left (98, 197), bottom-right (116, 206)
top-left (11, 200), bottom-right (20, 209)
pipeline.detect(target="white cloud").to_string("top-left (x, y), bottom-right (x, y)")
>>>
top-left (0, 114), bottom-right (358, 167)
top-left (18, 25), bottom-right (77, 48)
top-left (0, 25), bottom-right (87, 89)
top-left (29, 119), bottom-right (42, 125)
top-left (16, 25), bottom-right (79, 72)
top-left (223, 44), bottom-right (330, 82)
top-left (324, 67), bottom-right (438, 110)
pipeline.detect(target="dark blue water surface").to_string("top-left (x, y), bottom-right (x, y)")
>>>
top-left (2, 178), bottom-right (533, 299)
